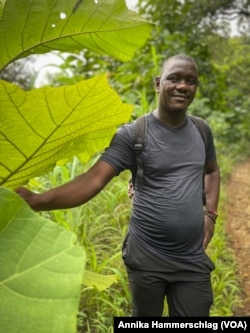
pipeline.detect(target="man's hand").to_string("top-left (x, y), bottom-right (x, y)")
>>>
top-left (203, 215), bottom-right (215, 249)
top-left (15, 187), bottom-right (40, 211)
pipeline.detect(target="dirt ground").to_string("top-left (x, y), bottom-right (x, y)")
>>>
top-left (225, 159), bottom-right (250, 316)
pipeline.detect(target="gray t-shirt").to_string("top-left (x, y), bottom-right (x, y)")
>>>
top-left (100, 112), bottom-right (216, 262)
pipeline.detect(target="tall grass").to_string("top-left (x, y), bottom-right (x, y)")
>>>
top-left (30, 150), bottom-right (245, 332)
top-left (208, 188), bottom-right (243, 316)
top-left (33, 158), bottom-right (132, 332)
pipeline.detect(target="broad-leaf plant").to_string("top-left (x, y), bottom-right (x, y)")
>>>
top-left (0, 1), bottom-right (152, 332)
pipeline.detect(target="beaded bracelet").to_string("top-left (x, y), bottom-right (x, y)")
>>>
top-left (204, 212), bottom-right (217, 223)
top-left (204, 207), bottom-right (218, 224)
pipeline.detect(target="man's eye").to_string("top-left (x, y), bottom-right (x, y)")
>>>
top-left (187, 79), bottom-right (198, 85)
top-left (166, 76), bottom-right (198, 85)
top-left (168, 77), bottom-right (178, 83)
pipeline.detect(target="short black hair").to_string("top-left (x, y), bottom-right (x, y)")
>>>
top-left (160, 54), bottom-right (198, 75)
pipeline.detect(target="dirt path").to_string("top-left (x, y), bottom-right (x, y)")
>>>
top-left (225, 159), bottom-right (250, 316)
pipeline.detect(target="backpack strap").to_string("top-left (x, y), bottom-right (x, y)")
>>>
top-left (132, 114), bottom-right (147, 191)
top-left (189, 115), bottom-right (208, 150)
top-left (189, 115), bottom-right (209, 205)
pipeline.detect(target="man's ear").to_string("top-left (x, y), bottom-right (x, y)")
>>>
top-left (155, 76), bottom-right (160, 93)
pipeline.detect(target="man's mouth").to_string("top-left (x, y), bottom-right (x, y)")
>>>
top-left (173, 94), bottom-right (188, 101)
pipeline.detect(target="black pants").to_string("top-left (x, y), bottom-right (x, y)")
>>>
top-left (126, 267), bottom-right (213, 317)
top-left (122, 233), bottom-right (215, 317)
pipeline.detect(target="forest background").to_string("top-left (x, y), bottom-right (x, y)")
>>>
top-left (0, 0), bottom-right (250, 333)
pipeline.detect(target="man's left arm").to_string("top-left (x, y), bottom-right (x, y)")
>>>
top-left (203, 159), bottom-right (220, 249)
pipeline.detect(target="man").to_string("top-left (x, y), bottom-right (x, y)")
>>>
top-left (17, 54), bottom-right (220, 317)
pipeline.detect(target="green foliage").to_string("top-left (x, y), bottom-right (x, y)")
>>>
top-left (34, 159), bottom-right (132, 331)
top-left (208, 188), bottom-right (243, 316)
top-left (0, 187), bottom-right (86, 333)
top-left (83, 271), bottom-right (118, 291)
top-left (0, 0), bottom-right (153, 190)
top-left (0, 75), bottom-right (132, 189)
top-left (1, 0), bottom-right (249, 330)
top-left (0, 0), bottom-right (152, 70)
top-left (55, 0), bottom-right (250, 152)
top-left (0, 1), bottom-right (153, 332)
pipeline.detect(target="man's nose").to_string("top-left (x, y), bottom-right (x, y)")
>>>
top-left (176, 80), bottom-right (188, 89)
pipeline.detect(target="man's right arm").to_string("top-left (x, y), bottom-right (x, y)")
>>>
top-left (16, 160), bottom-right (117, 211)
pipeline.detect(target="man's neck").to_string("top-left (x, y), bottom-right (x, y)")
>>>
top-left (153, 108), bottom-right (187, 128)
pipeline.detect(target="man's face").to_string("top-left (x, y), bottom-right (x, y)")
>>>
top-left (156, 59), bottom-right (198, 113)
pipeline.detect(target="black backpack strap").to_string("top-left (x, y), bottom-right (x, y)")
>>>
top-left (189, 115), bottom-right (209, 205)
top-left (189, 115), bottom-right (208, 149)
top-left (132, 114), bottom-right (147, 191)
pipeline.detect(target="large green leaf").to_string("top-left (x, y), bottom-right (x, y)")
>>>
top-left (0, 187), bottom-right (86, 333)
top-left (0, 74), bottom-right (133, 189)
top-left (0, 0), bottom-right (153, 70)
